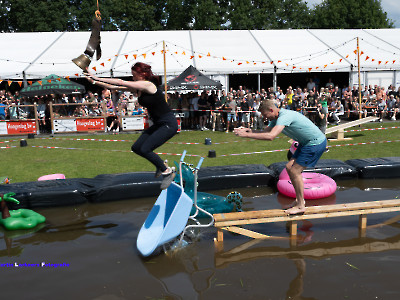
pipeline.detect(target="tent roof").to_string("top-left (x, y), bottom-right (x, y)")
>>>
top-left (20, 74), bottom-right (85, 97)
top-left (1, 29), bottom-right (400, 80)
top-left (167, 65), bottom-right (222, 91)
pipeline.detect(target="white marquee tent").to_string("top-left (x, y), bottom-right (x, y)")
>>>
top-left (1, 28), bottom-right (400, 89)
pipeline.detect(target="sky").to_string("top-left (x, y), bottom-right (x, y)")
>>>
top-left (306, 0), bottom-right (400, 28)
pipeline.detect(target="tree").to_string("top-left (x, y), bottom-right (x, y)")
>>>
top-left (6, 0), bottom-right (72, 32)
top-left (310, 0), bottom-right (394, 29)
top-left (191, 0), bottom-right (228, 30)
top-left (227, 0), bottom-right (310, 30)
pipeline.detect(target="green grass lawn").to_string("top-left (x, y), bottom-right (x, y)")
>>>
top-left (2, 121), bottom-right (400, 183)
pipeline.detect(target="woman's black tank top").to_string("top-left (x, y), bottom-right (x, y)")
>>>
top-left (138, 88), bottom-right (172, 121)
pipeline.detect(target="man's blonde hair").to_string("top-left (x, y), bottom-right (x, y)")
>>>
top-left (259, 99), bottom-right (277, 112)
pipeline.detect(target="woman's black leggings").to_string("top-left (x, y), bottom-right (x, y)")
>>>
top-left (131, 113), bottom-right (178, 172)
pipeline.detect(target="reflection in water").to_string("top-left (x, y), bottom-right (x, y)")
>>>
top-left (141, 244), bottom-right (215, 300)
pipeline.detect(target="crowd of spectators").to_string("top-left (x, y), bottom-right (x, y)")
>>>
top-left (1, 77), bottom-right (400, 134)
top-left (166, 79), bottom-right (400, 132)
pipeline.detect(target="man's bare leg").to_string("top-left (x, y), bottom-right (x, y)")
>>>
top-left (285, 160), bottom-right (306, 215)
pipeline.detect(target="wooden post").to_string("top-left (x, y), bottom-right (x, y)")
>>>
top-left (217, 228), bottom-right (224, 242)
top-left (357, 37), bottom-right (362, 120)
top-left (289, 221), bottom-right (298, 237)
top-left (33, 103), bottom-right (39, 135)
top-left (359, 214), bottom-right (367, 237)
top-left (49, 102), bottom-right (54, 134)
top-left (163, 40), bottom-right (168, 103)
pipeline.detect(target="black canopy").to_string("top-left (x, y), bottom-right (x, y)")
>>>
top-left (20, 74), bottom-right (85, 97)
top-left (166, 65), bottom-right (222, 91)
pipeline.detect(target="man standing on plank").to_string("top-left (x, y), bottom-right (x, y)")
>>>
top-left (234, 100), bottom-right (327, 215)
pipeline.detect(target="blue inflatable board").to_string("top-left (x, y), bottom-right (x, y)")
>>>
top-left (137, 182), bottom-right (193, 257)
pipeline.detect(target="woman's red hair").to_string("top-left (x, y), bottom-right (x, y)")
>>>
top-left (131, 62), bottom-right (159, 85)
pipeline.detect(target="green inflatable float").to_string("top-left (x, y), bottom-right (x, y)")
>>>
top-left (0, 193), bottom-right (46, 231)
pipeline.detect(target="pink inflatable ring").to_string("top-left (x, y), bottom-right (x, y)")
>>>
top-left (38, 174), bottom-right (66, 181)
top-left (277, 169), bottom-right (336, 200)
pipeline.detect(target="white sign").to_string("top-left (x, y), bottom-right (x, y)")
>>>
top-left (0, 122), bottom-right (7, 135)
top-left (54, 119), bottom-right (77, 132)
top-left (122, 117), bottom-right (145, 130)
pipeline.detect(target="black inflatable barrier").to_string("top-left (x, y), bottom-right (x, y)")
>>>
top-left (345, 157), bottom-right (400, 179)
top-left (268, 159), bottom-right (358, 180)
top-left (1, 158), bottom-right (399, 209)
top-left (197, 164), bottom-right (275, 191)
top-left (88, 172), bottom-right (162, 202)
top-left (1, 179), bottom-right (96, 210)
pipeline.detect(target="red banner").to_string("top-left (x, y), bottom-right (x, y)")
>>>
top-left (76, 118), bottom-right (105, 131)
top-left (7, 121), bottom-right (36, 134)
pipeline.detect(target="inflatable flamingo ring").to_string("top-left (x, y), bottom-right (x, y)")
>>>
top-left (277, 168), bottom-right (336, 200)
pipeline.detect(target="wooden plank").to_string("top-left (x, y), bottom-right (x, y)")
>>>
top-left (221, 226), bottom-right (272, 239)
top-left (214, 199), bottom-right (400, 223)
top-left (215, 206), bottom-right (400, 227)
top-left (325, 116), bottom-right (378, 134)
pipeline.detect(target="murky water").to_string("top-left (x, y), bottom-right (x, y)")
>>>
top-left (1, 178), bottom-right (400, 300)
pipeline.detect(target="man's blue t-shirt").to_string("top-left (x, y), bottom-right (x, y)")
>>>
top-left (0, 103), bottom-right (6, 119)
top-left (268, 108), bottom-right (326, 146)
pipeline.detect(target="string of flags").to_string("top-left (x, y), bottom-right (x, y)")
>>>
top-left (1, 39), bottom-right (400, 83)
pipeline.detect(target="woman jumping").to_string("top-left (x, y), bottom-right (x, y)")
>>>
top-left (85, 62), bottom-right (178, 189)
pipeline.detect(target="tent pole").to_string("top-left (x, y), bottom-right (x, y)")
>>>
top-left (257, 73), bottom-right (260, 93)
top-left (22, 71), bottom-right (27, 88)
top-left (163, 40), bottom-right (168, 103)
top-left (357, 37), bottom-right (362, 120)
top-left (273, 66), bottom-right (277, 92)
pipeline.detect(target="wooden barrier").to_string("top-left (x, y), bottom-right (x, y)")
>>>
top-left (325, 116), bottom-right (378, 141)
top-left (214, 199), bottom-right (400, 247)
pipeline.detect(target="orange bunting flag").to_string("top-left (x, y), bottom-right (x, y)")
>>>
top-left (346, 55), bottom-right (349, 58)
top-left (66, 77), bottom-right (70, 81)
top-left (142, 54), bottom-right (146, 59)
top-left (246, 61), bottom-right (250, 64)
top-left (285, 63), bottom-right (288, 66)
top-left (207, 52), bottom-right (211, 56)
top-left (277, 60), bottom-right (281, 63)
top-left (254, 62), bottom-right (256, 65)
top-left (222, 57), bottom-right (226, 60)
top-left (331, 62), bottom-right (334, 64)
top-left (18, 81), bottom-right (22, 87)
top-left (47, 80), bottom-right (52, 83)
top-left (28, 81), bottom-right (33, 85)
top-left (152, 52), bottom-right (155, 56)
top-left (292, 66), bottom-right (296, 69)
top-left (378, 61), bottom-right (382, 64)
top-left (308, 68), bottom-right (312, 72)
top-left (38, 81), bottom-right (42, 86)
top-left (324, 65), bottom-right (327, 68)
top-left (182, 51), bottom-right (186, 55)
top-left (269, 61), bottom-right (273, 64)
top-left (339, 59), bottom-right (343, 62)
top-left (133, 54), bottom-right (137, 59)
top-left (199, 55), bottom-right (202, 58)
top-left (108, 58), bottom-right (112, 61)
top-left (385, 61), bottom-right (388, 64)
top-left (316, 67), bottom-right (319, 69)
top-left (8, 81), bottom-right (12, 86)
top-left (360, 51), bottom-right (364, 55)
top-left (353, 50), bottom-right (357, 54)
top-left (238, 62), bottom-right (242, 65)
top-left (124, 55), bottom-right (129, 59)
top-left (75, 73), bottom-right (79, 77)
top-left (100, 63), bottom-right (105, 67)
top-left (371, 59), bottom-right (375, 62)
top-left (175, 52), bottom-right (178, 54)
top-left (190, 55), bottom-right (194, 59)
top-left (365, 56), bottom-right (370, 61)
top-left (393, 60), bottom-right (396, 64)
top-left (0, 80), bottom-right (2, 84)
top-left (92, 67), bottom-right (97, 71)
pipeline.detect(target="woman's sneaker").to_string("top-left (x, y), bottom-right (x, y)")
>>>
top-left (160, 171), bottom-right (175, 190)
